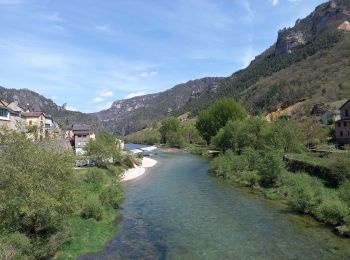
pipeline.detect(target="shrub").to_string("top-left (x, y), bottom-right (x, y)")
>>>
top-left (0, 232), bottom-right (31, 260)
top-left (258, 151), bottom-right (284, 187)
top-left (211, 150), bottom-right (247, 179)
top-left (99, 184), bottom-right (123, 209)
top-left (84, 168), bottom-right (106, 188)
top-left (287, 173), bottom-right (325, 214)
top-left (241, 147), bottom-right (261, 171)
top-left (315, 197), bottom-right (349, 225)
top-left (329, 154), bottom-right (350, 185)
top-left (81, 195), bottom-right (103, 221)
top-left (241, 171), bottom-right (260, 188)
top-left (123, 153), bottom-right (137, 168)
top-left (339, 181), bottom-right (350, 208)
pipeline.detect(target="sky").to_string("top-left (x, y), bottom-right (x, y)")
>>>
top-left (0, 0), bottom-right (326, 112)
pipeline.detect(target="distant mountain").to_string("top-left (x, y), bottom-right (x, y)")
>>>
top-left (94, 77), bottom-right (223, 135)
top-left (0, 86), bottom-right (101, 131)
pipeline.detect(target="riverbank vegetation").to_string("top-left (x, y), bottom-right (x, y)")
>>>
top-left (0, 130), bottom-right (128, 259)
top-left (198, 99), bottom-right (350, 237)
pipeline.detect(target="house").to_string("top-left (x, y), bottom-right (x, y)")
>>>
top-left (335, 99), bottom-right (350, 144)
top-left (70, 124), bottom-right (95, 155)
top-left (0, 100), bottom-right (24, 131)
top-left (322, 110), bottom-right (341, 125)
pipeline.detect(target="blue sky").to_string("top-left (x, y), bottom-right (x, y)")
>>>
top-left (0, 0), bottom-right (325, 112)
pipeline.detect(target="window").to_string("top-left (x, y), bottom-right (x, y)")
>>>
top-left (344, 122), bottom-right (347, 127)
top-left (340, 131), bottom-right (343, 137)
top-left (45, 123), bottom-right (51, 128)
top-left (0, 108), bottom-right (8, 117)
top-left (337, 122), bottom-right (341, 127)
top-left (346, 110), bottom-right (349, 117)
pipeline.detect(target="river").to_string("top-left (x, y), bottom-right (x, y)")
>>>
top-left (80, 149), bottom-right (350, 259)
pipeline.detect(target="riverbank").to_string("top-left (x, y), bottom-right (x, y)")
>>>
top-left (122, 157), bottom-right (158, 182)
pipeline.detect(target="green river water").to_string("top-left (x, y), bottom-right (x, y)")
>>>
top-left (80, 150), bottom-right (350, 259)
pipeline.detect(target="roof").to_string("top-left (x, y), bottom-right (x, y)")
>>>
top-left (0, 100), bottom-right (9, 107)
top-left (0, 100), bottom-right (19, 115)
top-left (339, 99), bottom-right (350, 110)
top-left (71, 124), bottom-right (91, 131)
top-left (22, 112), bottom-right (45, 118)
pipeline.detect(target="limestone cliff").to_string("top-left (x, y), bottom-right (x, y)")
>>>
top-left (275, 0), bottom-right (350, 55)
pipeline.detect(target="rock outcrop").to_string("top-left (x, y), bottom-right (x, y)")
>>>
top-left (275, 0), bottom-right (350, 55)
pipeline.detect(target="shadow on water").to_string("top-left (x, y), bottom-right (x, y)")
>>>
top-left (79, 151), bottom-right (350, 260)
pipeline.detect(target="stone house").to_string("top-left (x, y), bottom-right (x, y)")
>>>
top-left (0, 100), bottom-right (25, 131)
top-left (335, 99), bottom-right (350, 144)
top-left (70, 124), bottom-right (95, 155)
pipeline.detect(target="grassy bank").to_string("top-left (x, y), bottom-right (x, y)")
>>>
top-left (55, 166), bottom-right (125, 259)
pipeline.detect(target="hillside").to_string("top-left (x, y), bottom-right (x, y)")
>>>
top-left (94, 77), bottom-right (223, 135)
top-left (0, 86), bottom-right (101, 131)
top-left (178, 0), bottom-right (350, 116)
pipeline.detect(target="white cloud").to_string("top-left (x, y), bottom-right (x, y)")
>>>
top-left (124, 91), bottom-right (146, 99)
top-left (97, 102), bottom-right (113, 111)
top-left (140, 71), bottom-right (158, 78)
top-left (92, 97), bottom-right (104, 102)
top-left (43, 12), bottom-right (65, 22)
top-left (97, 90), bottom-right (114, 97)
top-left (96, 25), bottom-right (114, 34)
top-left (66, 106), bottom-right (77, 111)
top-left (272, 0), bottom-right (279, 6)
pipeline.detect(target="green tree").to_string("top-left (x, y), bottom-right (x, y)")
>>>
top-left (0, 130), bottom-right (76, 258)
top-left (85, 132), bottom-right (121, 167)
top-left (159, 117), bottom-right (180, 144)
top-left (196, 98), bottom-right (246, 145)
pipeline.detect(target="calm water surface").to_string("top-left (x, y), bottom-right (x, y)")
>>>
top-left (80, 150), bottom-right (350, 260)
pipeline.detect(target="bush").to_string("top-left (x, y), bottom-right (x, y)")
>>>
top-left (123, 153), bottom-right (137, 168)
top-left (99, 184), bottom-right (123, 209)
top-left (315, 197), bottom-right (349, 225)
top-left (287, 173), bottom-right (325, 214)
top-left (339, 181), bottom-right (350, 208)
top-left (241, 171), bottom-right (260, 188)
top-left (81, 195), bottom-right (104, 221)
top-left (329, 154), bottom-right (350, 185)
top-left (258, 151), bottom-right (284, 187)
top-left (211, 150), bottom-right (247, 179)
top-left (0, 232), bottom-right (31, 260)
top-left (241, 147), bottom-right (261, 171)
top-left (84, 168), bottom-right (106, 188)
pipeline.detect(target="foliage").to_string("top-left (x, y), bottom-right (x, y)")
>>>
top-left (257, 151), bottom-right (284, 187)
top-left (85, 131), bottom-right (121, 167)
top-left (196, 98), bottom-right (246, 144)
top-left (285, 173), bottom-right (325, 214)
top-left (213, 117), bottom-right (304, 153)
top-left (241, 171), bottom-right (260, 188)
top-left (81, 195), bottom-right (104, 221)
top-left (0, 130), bottom-right (76, 258)
top-left (339, 181), bottom-right (350, 208)
top-left (124, 128), bottom-right (160, 145)
top-left (159, 117), bottom-right (180, 144)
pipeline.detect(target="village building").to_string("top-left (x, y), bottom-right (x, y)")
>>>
top-left (335, 99), bottom-right (350, 144)
top-left (322, 110), bottom-right (341, 125)
top-left (0, 100), bottom-right (25, 131)
top-left (69, 124), bottom-right (95, 155)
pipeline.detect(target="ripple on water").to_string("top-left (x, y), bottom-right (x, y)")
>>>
top-left (79, 152), bottom-right (350, 260)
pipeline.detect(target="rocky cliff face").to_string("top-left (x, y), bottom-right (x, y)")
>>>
top-left (94, 77), bottom-right (223, 135)
top-left (275, 0), bottom-right (350, 55)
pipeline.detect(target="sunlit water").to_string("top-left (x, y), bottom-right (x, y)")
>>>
top-left (80, 150), bottom-right (350, 259)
